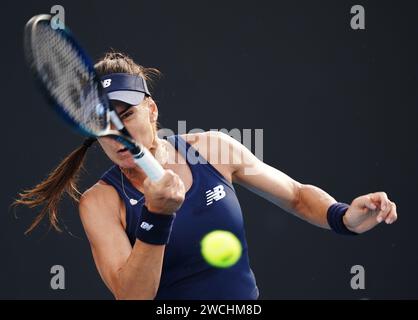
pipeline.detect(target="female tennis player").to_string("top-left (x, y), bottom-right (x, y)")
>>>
top-left (14, 52), bottom-right (398, 300)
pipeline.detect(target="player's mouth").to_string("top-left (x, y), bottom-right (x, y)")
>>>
top-left (117, 147), bottom-right (129, 154)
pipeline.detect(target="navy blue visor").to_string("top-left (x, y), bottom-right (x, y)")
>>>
top-left (101, 73), bottom-right (151, 106)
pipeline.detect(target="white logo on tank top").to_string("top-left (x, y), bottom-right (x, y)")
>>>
top-left (206, 185), bottom-right (226, 206)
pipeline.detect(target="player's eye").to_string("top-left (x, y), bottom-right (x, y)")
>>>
top-left (120, 110), bottom-right (134, 120)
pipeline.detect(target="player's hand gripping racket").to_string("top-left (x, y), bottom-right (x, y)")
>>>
top-left (24, 14), bottom-right (164, 181)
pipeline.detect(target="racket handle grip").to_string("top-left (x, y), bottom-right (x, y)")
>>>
top-left (133, 148), bottom-right (165, 181)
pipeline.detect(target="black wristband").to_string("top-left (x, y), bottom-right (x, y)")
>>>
top-left (327, 202), bottom-right (358, 236)
top-left (135, 205), bottom-right (176, 245)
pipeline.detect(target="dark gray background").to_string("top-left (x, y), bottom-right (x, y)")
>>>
top-left (1, 0), bottom-right (417, 299)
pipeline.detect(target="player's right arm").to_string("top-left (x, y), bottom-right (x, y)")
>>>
top-left (79, 170), bottom-right (184, 300)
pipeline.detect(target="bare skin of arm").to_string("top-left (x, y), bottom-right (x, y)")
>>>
top-left (190, 131), bottom-right (397, 233)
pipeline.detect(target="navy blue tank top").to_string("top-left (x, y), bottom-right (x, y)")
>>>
top-left (100, 135), bottom-right (259, 299)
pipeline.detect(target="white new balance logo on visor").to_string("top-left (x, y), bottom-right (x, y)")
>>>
top-left (102, 79), bottom-right (112, 88)
top-left (206, 185), bottom-right (226, 206)
top-left (140, 222), bottom-right (153, 231)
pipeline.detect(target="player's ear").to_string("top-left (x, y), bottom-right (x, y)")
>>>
top-left (147, 97), bottom-right (158, 123)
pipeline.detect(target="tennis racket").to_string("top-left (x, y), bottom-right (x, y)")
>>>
top-left (24, 14), bottom-right (164, 181)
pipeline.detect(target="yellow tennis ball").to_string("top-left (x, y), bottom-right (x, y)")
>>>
top-left (201, 230), bottom-right (242, 268)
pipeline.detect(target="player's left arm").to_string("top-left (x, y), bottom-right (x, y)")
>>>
top-left (209, 131), bottom-right (398, 233)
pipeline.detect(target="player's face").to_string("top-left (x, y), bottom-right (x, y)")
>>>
top-left (98, 97), bottom-right (158, 169)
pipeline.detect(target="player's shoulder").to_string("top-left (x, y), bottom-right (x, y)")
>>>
top-left (79, 181), bottom-right (121, 216)
top-left (180, 131), bottom-right (242, 155)
top-left (179, 131), bottom-right (237, 181)
top-left (79, 181), bottom-right (125, 236)
top-left (180, 130), bottom-right (233, 147)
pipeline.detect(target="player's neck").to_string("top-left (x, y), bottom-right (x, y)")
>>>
top-left (150, 138), bottom-right (171, 166)
top-left (121, 138), bottom-right (171, 188)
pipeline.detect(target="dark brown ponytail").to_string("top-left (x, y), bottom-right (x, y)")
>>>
top-left (12, 138), bottom-right (96, 234)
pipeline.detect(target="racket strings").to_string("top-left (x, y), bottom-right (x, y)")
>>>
top-left (30, 22), bottom-right (107, 134)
